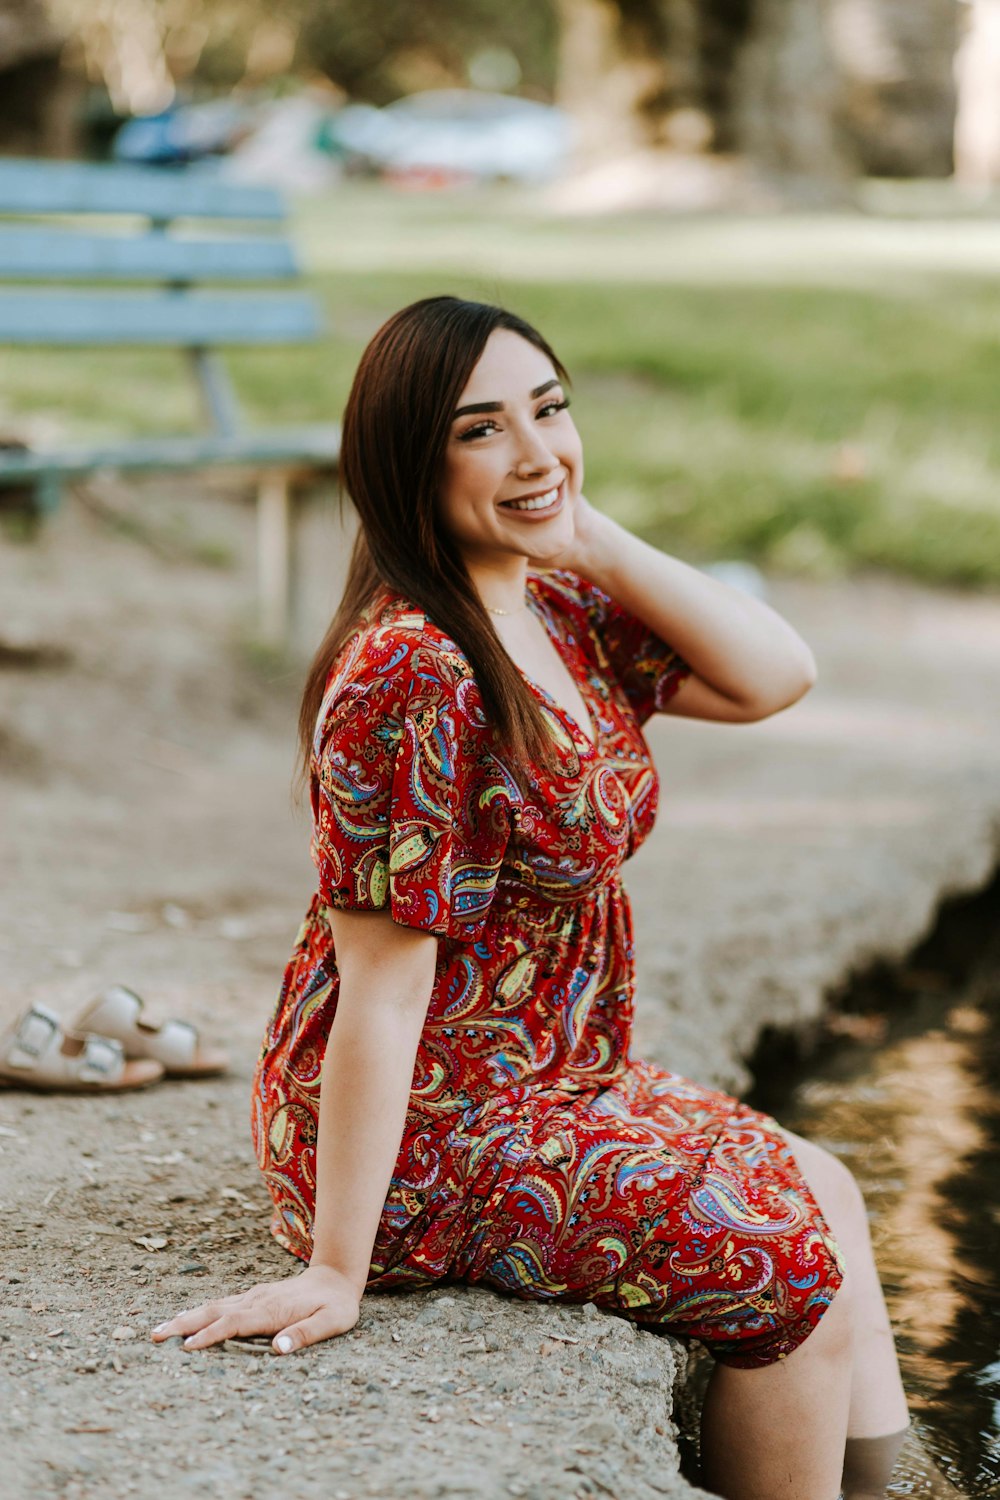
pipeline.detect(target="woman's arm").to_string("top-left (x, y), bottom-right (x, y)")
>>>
top-left (151, 908), bottom-right (437, 1353)
top-left (566, 501), bottom-right (817, 723)
top-left (309, 909), bottom-right (439, 1286)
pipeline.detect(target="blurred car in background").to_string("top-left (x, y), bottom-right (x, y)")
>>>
top-left (329, 90), bottom-right (572, 184)
top-left (112, 99), bottom-right (251, 166)
top-left (111, 88), bottom-right (572, 189)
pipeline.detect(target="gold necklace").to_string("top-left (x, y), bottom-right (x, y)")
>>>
top-left (484, 595), bottom-right (529, 617)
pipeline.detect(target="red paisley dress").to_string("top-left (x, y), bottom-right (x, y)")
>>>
top-left (252, 568), bottom-right (844, 1367)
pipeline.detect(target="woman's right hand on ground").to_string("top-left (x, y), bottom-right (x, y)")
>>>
top-left (150, 1262), bottom-right (362, 1354)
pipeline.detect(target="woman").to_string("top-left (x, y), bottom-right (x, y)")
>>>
top-left (153, 296), bottom-right (909, 1499)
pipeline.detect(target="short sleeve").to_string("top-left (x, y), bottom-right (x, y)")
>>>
top-left (309, 643), bottom-right (513, 940)
top-left (576, 574), bottom-right (693, 725)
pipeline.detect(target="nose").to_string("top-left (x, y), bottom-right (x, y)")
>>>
top-left (512, 419), bottom-right (560, 478)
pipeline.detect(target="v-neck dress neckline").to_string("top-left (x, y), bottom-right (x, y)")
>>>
top-left (521, 573), bottom-right (599, 752)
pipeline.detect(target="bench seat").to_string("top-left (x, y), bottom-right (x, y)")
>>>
top-left (0, 425), bottom-right (342, 484)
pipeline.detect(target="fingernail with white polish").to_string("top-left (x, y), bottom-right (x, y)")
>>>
top-left (275, 1334), bottom-right (294, 1354)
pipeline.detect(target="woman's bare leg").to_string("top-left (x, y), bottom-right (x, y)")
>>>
top-left (698, 1130), bottom-right (909, 1499)
top-left (700, 1276), bottom-right (853, 1500)
top-left (781, 1129), bottom-right (909, 1441)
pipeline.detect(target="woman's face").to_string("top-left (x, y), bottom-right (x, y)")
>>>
top-left (438, 329), bottom-right (583, 569)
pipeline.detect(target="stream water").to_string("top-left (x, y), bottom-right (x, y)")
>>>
top-left (747, 873), bottom-right (1000, 1498)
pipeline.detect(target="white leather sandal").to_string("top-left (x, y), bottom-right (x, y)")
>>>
top-left (72, 986), bottom-right (228, 1078)
top-left (0, 1004), bottom-right (164, 1092)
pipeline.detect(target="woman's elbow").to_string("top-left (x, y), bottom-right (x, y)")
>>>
top-left (744, 647), bottom-right (817, 721)
top-left (794, 644), bottom-right (818, 697)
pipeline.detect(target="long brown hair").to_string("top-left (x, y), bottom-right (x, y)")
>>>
top-left (297, 295), bottom-right (570, 785)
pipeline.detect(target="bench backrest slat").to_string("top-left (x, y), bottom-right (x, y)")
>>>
top-left (0, 158), bottom-right (285, 221)
top-left (0, 159), bottom-right (326, 449)
top-left (0, 290), bottom-right (323, 345)
top-left (0, 227), bottom-right (298, 282)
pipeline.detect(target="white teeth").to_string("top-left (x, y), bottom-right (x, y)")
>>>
top-left (503, 486), bottom-right (560, 512)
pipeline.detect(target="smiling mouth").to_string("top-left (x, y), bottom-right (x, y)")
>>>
top-left (499, 482), bottom-right (563, 514)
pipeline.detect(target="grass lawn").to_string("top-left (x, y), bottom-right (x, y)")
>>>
top-left (3, 181), bottom-right (1000, 586)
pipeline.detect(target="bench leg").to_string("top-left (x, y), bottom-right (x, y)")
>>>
top-left (257, 472), bottom-right (292, 646)
top-left (36, 475), bottom-right (63, 517)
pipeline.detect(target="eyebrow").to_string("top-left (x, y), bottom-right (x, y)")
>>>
top-left (453, 377), bottom-right (561, 421)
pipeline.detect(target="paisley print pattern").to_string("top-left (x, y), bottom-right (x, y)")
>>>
top-left (252, 568), bottom-right (844, 1367)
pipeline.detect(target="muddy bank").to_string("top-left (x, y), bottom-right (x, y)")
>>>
top-left (2, 484), bottom-right (999, 1500)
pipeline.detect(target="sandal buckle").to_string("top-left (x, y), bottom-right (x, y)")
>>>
top-left (81, 1035), bottom-right (123, 1078)
top-left (15, 1007), bottom-right (59, 1059)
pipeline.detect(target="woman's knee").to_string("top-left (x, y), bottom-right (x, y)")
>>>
top-left (784, 1129), bottom-right (868, 1237)
top-left (800, 1265), bottom-right (854, 1367)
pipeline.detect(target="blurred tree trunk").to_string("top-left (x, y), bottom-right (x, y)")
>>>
top-left (555, 0), bottom-right (960, 186)
top-left (0, 0), bottom-right (80, 155)
top-left (0, 0), bottom-right (58, 68)
top-left (734, 0), bottom-right (855, 184)
top-left (697, 0), bottom-right (753, 151)
top-left (732, 0), bottom-right (959, 185)
top-left (555, 0), bottom-right (855, 179)
top-left (554, 0), bottom-right (706, 157)
top-left (829, 0), bottom-right (959, 176)
top-left (954, 0), bottom-right (1000, 187)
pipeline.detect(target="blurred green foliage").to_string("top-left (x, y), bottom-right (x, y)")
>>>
top-left (69, 0), bottom-right (557, 101)
top-left (4, 184), bottom-right (999, 586)
top-left (297, 0), bottom-right (558, 102)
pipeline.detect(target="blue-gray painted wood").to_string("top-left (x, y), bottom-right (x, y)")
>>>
top-left (0, 227), bottom-right (298, 281)
top-left (190, 348), bottom-right (242, 437)
top-left (0, 159), bottom-right (337, 543)
top-left (0, 289), bottom-right (324, 344)
top-left (0, 425), bottom-right (341, 481)
top-left (0, 158), bottom-right (284, 221)
top-left (36, 474), bottom-right (63, 516)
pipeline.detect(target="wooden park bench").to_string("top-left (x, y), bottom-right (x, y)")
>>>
top-left (0, 157), bottom-right (341, 643)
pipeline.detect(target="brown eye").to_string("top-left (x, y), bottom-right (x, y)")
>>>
top-left (456, 420), bottom-right (500, 443)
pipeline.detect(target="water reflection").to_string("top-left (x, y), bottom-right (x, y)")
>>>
top-left (752, 976), bottom-right (1000, 1498)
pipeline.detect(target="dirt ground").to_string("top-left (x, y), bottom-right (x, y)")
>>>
top-left (3, 478), bottom-right (999, 1500)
